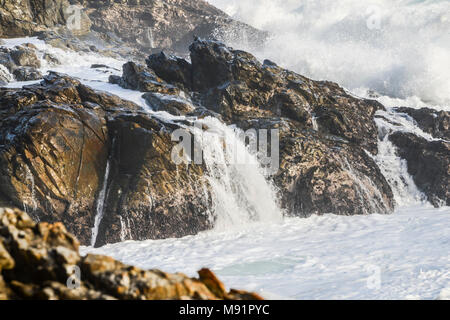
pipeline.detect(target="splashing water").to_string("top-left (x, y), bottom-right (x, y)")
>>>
top-left (210, 0), bottom-right (450, 107)
top-left (373, 114), bottom-right (427, 206)
top-left (189, 117), bottom-right (283, 229)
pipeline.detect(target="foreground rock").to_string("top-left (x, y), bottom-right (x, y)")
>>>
top-left (0, 72), bottom-right (211, 247)
top-left (0, 207), bottom-right (261, 300)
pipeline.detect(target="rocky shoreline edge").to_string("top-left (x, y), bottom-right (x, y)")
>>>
top-left (0, 207), bottom-right (262, 300)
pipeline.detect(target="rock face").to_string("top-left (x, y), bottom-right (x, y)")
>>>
top-left (0, 72), bottom-right (211, 247)
top-left (0, 0), bottom-right (73, 37)
top-left (0, 207), bottom-right (261, 300)
top-left (386, 107), bottom-right (450, 207)
top-left (0, 0), bottom-right (266, 60)
top-left (394, 107), bottom-right (450, 140)
top-left (80, 0), bottom-right (267, 56)
top-left (133, 39), bottom-right (395, 216)
top-left (0, 45), bottom-right (43, 83)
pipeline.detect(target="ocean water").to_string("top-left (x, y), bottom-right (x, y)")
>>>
top-left (2, 11), bottom-right (449, 299)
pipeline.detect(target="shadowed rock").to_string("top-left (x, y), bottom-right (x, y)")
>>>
top-left (394, 107), bottom-right (449, 140)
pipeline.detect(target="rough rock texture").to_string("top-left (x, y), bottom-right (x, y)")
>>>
top-left (0, 0), bottom-right (265, 60)
top-left (390, 132), bottom-right (450, 207)
top-left (394, 107), bottom-right (450, 140)
top-left (0, 207), bottom-right (261, 300)
top-left (80, 0), bottom-right (267, 56)
top-left (133, 39), bottom-right (395, 216)
top-left (0, 0), bottom-right (81, 37)
top-left (0, 72), bottom-right (211, 247)
top-left (0, 45), bottom-right (43, 83)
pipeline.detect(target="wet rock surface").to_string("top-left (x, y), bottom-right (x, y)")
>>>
top-left (3, 37), bottom-right (449, 248)
top-left (0, 72), bottom-right (211, 247)
top-left (0, 0), bottom-right (266, 60)
top-left (394, 107), bottom-right (450, 140)
top-left (376, 107), bottom-right (450, 207)
top-left (0, 207), bottom-right (261, 300)
top-left (0, 45), bottom-right (44, 83)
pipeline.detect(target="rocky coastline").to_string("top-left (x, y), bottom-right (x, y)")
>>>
top-left (0, 0), bottom-right (448, 300)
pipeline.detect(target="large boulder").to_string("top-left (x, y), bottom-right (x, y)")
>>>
top-left (0, 45), bottom-right (43, 82)
top-left (110, 61), bottom-right (179, 94)
top-left (0, 207), bottom-right (261, 300)
top-left (0, 72), bottom-right (211, 247)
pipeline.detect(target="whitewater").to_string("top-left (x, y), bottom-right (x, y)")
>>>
top-left (2, 0), bottom-right (450, 298)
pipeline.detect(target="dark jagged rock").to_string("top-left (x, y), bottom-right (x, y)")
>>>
top-left (139, 39), bottom-right (395, 216)
top-left (79, 0), bottom-right (267, 56)
top-left (0, 72), bottom-right (211, 247)
top-left (389, 132), bottom-right (450, 207)
top-left (0, 207), bottom-right (262, 300)
top-left (95, 112), bottom-right (211, 247)
top-left (12, 67), bottom-right (43, 81)
top-left (146, 52), bottom-right (193, 91)
top-left (394, 107), bottom-right (450, 140)
top-left (9, 46), bottom-right (41, 69)
top-left (142, 92), bottom-right (195, 115)
top-left (111, 61), bottom-right (179, 94)
top-left (0, 45), bottom-right (43, 83)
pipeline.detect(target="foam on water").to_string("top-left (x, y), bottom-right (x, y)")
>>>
top-left (82, 205), bottom-right (450, 300)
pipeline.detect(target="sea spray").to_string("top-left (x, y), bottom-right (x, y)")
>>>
top-left (210, 0), bottom-right (450, 107)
